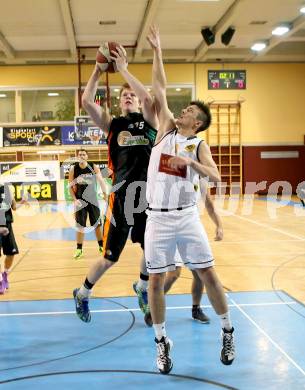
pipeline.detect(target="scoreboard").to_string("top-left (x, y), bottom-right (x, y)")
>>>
top-left (208, 70), bottom-right (246, 90)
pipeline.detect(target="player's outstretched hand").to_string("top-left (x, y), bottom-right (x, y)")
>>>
top-left (109, 45), bottom-right (128, 73)
top-left (147, 25), bottom-right (161, 51)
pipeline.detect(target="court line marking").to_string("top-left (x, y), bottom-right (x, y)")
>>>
top-left (230, 213), bottom-right (305, 241)
top-left (229, 296), bottom-right (305, 377)
top-left (0, 301), bottom-right (298, 317)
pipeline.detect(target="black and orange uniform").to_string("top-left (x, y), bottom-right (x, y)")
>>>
top-left (0, 184), bottom-right (19, 256)
top-left (73, 162), bottom-right (101, 228)
top-left (104, 112), bottom-right (157, 261)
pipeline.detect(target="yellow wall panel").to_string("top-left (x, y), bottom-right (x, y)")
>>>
top-left (80, 63), bottom-right (195, 85)
top-left (0, 62), bottom-right (304, 144)
top-left (0, 65), bottom-right (78, 86)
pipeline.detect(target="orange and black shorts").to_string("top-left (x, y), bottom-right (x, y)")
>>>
top-left (102, 192), bottom-right (147, 262)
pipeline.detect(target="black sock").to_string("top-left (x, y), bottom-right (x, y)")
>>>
top-left (98, 240), bottom-right (103, 247)
top-left (192, 305), bottom-right (199, 310)
top-left (140, 272), bottom-right (149, 281)
top-left (84, 278), bottom-right (94, 290)
top-left (77, 243), bottom-right (83, 250)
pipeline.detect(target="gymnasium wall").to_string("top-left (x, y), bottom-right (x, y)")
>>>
top-left (1, 62), bottom-right (305, 193)
top-left (1, 62), bottom-right (304, 145)
top-left (196, 63), bottom-right (305, 146)
top-left (242, 145), bottom-right (305, 194)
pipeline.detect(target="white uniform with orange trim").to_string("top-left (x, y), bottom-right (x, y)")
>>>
top-left (145, 129), bottom-right (214, 273)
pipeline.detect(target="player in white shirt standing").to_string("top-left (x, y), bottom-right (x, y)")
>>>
top-left (146, 26), bottom-right (235, 374)
top-left (164, 186), bottom-right (224, 324)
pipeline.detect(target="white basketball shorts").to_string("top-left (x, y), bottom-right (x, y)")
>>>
top-left (145, 206), bottom-right (214, 273)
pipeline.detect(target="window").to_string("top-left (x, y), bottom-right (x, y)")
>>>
top-left (166, 87), bottom-right (193, 118)
top-left (0, 91), bottom-right (15, 123)
top-left (21, 89), bottom-right (75, 122)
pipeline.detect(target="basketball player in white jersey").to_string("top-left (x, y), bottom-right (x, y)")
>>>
top-left (146, 25), bottom-right (235, 374)
top-left (164, 185), bottom-right (223, 324)
top-left (143, 184), bottom-right (223, 327)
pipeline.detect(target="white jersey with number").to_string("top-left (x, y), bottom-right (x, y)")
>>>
top-left (146, 129), bottom-right (203, 209)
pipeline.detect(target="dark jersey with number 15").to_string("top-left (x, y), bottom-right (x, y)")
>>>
top-left (107, 112), bottom-right (157, 189)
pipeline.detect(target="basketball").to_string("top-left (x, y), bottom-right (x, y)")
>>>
top-left (96, 41), bottom-right (120, 73)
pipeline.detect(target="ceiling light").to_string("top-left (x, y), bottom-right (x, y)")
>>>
top-left (0, 94), bottom-right (7, 98)
top-left (300, 6), bottom-right (305, 13)
top-left (147, 88), bottom-right (151, 92)
top-left (272, 24), bottom-right (291, 36)
top-left (37, 150), bottom-right (66, 154)
top-left (175, 88), bottom-right (182, 92)
top-left (48, 92), bottom-right (59, 96)
top-left (114, 88), bottom-right (120, 92)
top-left (251, 42), bottom-right (267, 52)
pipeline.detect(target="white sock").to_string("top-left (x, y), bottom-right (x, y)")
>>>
top-left (79, 284), bottom-right (92, 298)
top-left (137, 279), bottom-right (148, 290)
top-left (219, 312), bottom-right (232, 331)
top-left (153, 322), bottom-right (166, 340)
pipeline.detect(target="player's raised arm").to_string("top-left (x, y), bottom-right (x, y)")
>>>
top-left (82, 64), bottom-right (112, 136)
top-left (147, 25), bottom-right (175, 137)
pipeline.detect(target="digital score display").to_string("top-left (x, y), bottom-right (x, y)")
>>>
top-left (208, 70), bottom-right (246, 90)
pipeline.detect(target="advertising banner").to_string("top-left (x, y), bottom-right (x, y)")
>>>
top-left (2, 126), bottom-right (62, 147)
top-left (11, 181), bottom-right (57, 201)
top-left (0, 161), bottom-right (60, 183)
top-left (60, 116), bottom-right (107, 145)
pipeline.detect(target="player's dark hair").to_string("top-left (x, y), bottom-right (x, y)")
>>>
top-left (77, 148), bottom-right (88, 155)
top-left (119, 83), bottom-right (132, 97)
top-left (190, 100), bottom-right (212, 132)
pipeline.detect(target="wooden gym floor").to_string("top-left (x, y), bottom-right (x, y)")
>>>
top-left (2, 195), bottom-right (304, 304)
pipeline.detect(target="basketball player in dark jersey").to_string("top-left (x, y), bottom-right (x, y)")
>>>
top-left (69, 148), bottom-right (107, 259)
top-left (73, 45), bottom-right (158, 322)
top-left (0, 183), bottom-right (25, 294)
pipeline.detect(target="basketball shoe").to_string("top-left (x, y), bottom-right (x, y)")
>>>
top-left (73, 249), bottom-right (83, 260)
top-left (73, 288), bottom-right (91, 322)
top-left (155, 336), bottom-right (173, 374)
top-left (2, 272), bottom-right (9, 290)
top-left (133, 281), bottom-right (149, 314)
top-left (220, 327), bottom-right (235, 365)
top-left (192, 306), bottom-right (210, 323)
